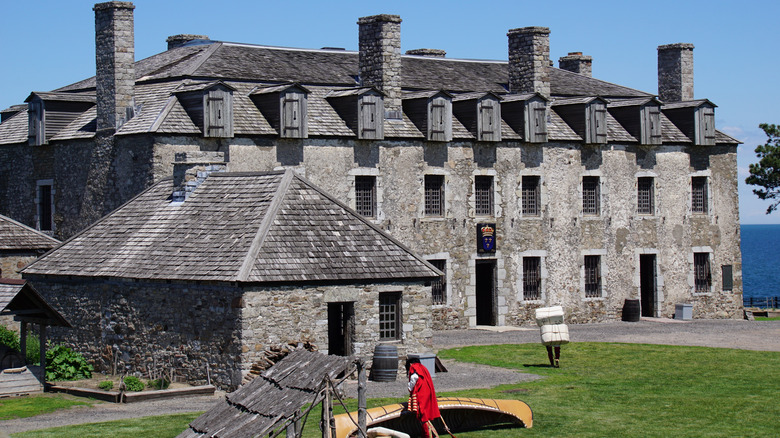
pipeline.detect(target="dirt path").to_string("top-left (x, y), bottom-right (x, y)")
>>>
top-left (2, 319), bottom-right (778, 435)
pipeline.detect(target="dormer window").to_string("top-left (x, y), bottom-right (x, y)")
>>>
top-left (661, 99), bottom-right (717, 146)
top-left (175, 81), bottom-right (235, 138)
top-left (608, 97), bottom-right (662, 145)
top-left (501, 93), bottom-right (548, 143)
top-left (552, 96), bottom-right (608, 144)
top-left (453, 92), bottom-right (502, 142)
top-left (327, 88), bottom-right (384, 140)
top-left (251, 84), bottom-right (309, 139)
top-left (25, 92), bottom-right (96, 146)
top-left (403, 90), bottom-right (453, 142)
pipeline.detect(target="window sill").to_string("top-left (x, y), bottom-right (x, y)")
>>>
top-left (519, 215), bottom-right (543, 220)
top-left (584, 296), bottom-right (605, 301)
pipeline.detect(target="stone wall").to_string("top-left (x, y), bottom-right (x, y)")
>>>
top-left (658, 43), bottom-right (694, 103)
top-left (0, 251), bottom-right (42, 279)
top-left (241, 281), bottom-right (433, 374)
top-left (507, 27), bottom-right (551, 96)
top-left (27, 275), bottom-right (245, 389)
top-left (358, 15), bottom-right (402, 114)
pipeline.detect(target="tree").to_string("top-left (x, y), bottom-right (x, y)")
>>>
top-left (746, 123), bottom-right (780, 214)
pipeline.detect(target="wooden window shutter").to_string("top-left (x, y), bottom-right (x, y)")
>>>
top-left (478, 98), bottom-right (501, 142)
top-left (203, 88), bottom-right (233, 138)
top-left (589, 102), bottom-right (607, 144)
top-left (696, 106), bottom-right (716, 145)
top-left (359, 94), bottom-right (383, 140)
top-left (281, 91), bottom-right (307, 138)
top-left (428, 96), bottom-right (451, 142)
top-left (526, 101), bottom-right (547, 143)
top-left (28, 100), bottom-right (45, 146)
top-left (643, 105), bottom-right (662, 145)
top-left (722, 265), bottom-right (733, 291)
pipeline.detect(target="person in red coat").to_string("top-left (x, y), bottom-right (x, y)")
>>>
top-left (406, 358), bottom-right (441, 437)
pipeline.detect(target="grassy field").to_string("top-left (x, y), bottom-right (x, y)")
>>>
top-left (0, 394), bottom-right (92, 421)
top-left (8, 343), bottom-right (780, 437)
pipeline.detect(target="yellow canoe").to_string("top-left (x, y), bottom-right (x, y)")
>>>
top-left (333, 397), bottom-right (533, 438)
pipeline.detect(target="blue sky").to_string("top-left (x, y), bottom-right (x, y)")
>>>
top-left (1, 0), bottom-right (778, 223)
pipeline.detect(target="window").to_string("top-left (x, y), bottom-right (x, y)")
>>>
top-left (582, 176), bottom-right (600, 216)
top-left (523, 257), bottom-right (542, 300)
top-left (475, 176), bottom-right (494, 216)
top-left (355, 176), bottom-right (376, 218)
top-left (424, 175), bottom-right (445, 217)
top-left (37, 182), bottom-right (53, 232)
top-left (379, 292), bottom-right (401, 340)
top-left (637, 177), bottom-right (654, 215)
top-left (428, 259), bottom-right (447, 305)
top-left (694, 252), bottom-right (712, 293)
top-left (521, 176), bottom-right (540, 216)
top-left (584, 255), bottom-right (602, 298)
top-left (692, 176), bottom-right (708, 214)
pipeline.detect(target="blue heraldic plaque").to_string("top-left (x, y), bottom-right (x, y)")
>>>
top-left (477, 223), bottom-right (496, 253)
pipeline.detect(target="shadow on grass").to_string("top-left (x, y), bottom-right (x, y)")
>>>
top-left (522, 363), bottom-right (556, 368)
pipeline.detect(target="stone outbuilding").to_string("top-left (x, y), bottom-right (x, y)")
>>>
top-left (22, 170), bottom-right (440, 389)
top-left (0, 214), bottom-right (59, 279)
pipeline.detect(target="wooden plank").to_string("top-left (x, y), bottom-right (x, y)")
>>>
top-left (123, 385), bottom-right (216, 403)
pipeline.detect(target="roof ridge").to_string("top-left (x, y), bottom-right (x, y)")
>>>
top-left (236, 170), bottom-right (295, 282)
top-left (0, 214), bottom-right (61, 246)
top-left (182, 41), bottom-right (224, 77)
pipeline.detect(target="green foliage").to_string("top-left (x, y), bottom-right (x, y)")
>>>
top-left (98, 380), bottom-right (114, 391)
top-left (123, 376), bottom-right (144, 392)
top-left (45, 345), bottom-right (93, 381)
top-left (147, 377), bottom-right (170, 390)
top-left (0, 394), bottom-right (93, 421)
top-left (746, 123), bottom-right (780, 213)
top-left (0, 325), bottom-right (41, 364)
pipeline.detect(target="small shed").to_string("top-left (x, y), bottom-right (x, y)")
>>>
top-left (0, 278), bottom-right (71, 396)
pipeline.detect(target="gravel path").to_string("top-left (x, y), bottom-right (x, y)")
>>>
top-left (3, 318), bottom-right (778, 435)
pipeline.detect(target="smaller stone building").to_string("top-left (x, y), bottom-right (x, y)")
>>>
top-left (0, 214), bottom-right (59, 279)
top-left (22, 169), bottom-right (440, 389)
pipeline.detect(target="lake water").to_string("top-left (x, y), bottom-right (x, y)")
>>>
top-left (741, 224), bottom-right (780, 298)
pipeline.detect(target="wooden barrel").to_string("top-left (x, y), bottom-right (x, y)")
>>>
top-left (371, 344), bottom-right (398, 382)
top-left (622, 299), bottom-right (641, 322)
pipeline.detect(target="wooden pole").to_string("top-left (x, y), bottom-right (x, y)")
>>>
top-left (39, 324), bottom-right (46, 371)
top-left (357, 359), bottom-right (367, 438)
top-left (20, 321), bottom-right (28, 364)
top-left (321, 381), bottom-right (332, 438)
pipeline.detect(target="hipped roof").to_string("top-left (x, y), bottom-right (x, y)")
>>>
top-left (0, 214), bottom-right (60, 251)
top-left (23, 170), bottom-right (441, 284)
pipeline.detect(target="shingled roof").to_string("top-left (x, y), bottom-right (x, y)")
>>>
top-left (0, 279), bottom-right (70, 327)
top-left (22, 170), bottom-right (440, 283)
top-left (0, 215), bottom-right (60, 251)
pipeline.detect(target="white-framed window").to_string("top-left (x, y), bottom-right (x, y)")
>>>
top-left (521, 175), bottom-right (541, 217)
top-left (426, 258), bottom-right (447, 305)
top-left (36, 179), bottom-right (54, 232)
top-left (424, 174), bottom-right (445, 217)
top-left (518, 250), bottom-right (547, 302)
top-left (691, 249), bottom-right (713, 294)
top-left (379, 291), bottom-right (402, 341)
top-left (471, 170), bottom-right (500, 218)
top-left (637, 176), bottom-right (654, 215)
top-left (349, 169), bottom-right (382, 221)
top-left (581, 249), bottom-right (607, 299)
top-left (690, 171), bottom-right (711, 215)
top-left (582, 176), bottom-right (600, 216)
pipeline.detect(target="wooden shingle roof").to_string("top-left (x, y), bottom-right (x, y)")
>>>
top-left (0, 279), bottom-right (71, 327)
top-left (0, 215), bottom-right (60, 251)
top-left (23, 170), bottom-right (440, 284)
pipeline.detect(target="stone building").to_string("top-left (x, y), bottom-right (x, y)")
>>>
top-left (1, 2), bottom-right (743, 331)
top-left (23, 169), bottom-right (440, 388)
top-left (0, 214), bottom-right (59, 280)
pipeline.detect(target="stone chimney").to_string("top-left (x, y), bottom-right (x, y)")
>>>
top-left (166, 34), bottom-right (210, 50)
top-left (507, 27), bottom-right (551, 97)
top-left (358, 14), bottom-right (402, 117)
top-left (558, 52), bottom-right (592, 77)
top-left (658, 43), bottom-right (694, 102)
top-left (172, 152), bottom-right (226, 202)
top-left (94, 1), bottom-right (135, 132)
top-left (406, 48), bottom-right (446, 58)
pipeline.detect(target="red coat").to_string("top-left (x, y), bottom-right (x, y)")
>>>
top-left (408, 363), bottom-right (441, 423)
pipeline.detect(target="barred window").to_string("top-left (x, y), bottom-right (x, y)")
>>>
top-left (475, 176), bottom-right (494, 216)
top-left (521, 176), bottom-right (540, 216)
top-left (37, 182), bottom-right (53, 232)
top-left (582, 176), bottom-right (600, 216)
top-left (428, 259), bottom-right (446, 305)
top-left (355, 176), bottom-right (376, 218)
top-left (692, 177), bottom-right (708, 214)
top-left (637, 177), bottom-right (654, 215)
top-left (425, 175), bottom-right (445, 217)
top-left (379, 292), bottom-right (401, 340)
top-left (694, 253), bottom-right (711, 293)
top-left (523, 257), bottom-right (541, 300)
top-left (584, 255), bottom-right (602, 298)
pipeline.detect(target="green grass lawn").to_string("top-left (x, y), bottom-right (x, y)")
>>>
top-left (0, 394), bottom-right (93, 421)
top-left (9, 343), bottom-right (780, 437)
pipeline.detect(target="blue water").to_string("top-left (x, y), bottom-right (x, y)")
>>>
top-left (741, 224), bottom-right (780, 298)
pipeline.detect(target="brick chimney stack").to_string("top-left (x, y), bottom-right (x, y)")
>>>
top-left (558, 52), bottom-right (592, 77)
top-left (657, 43), bottom-right (694, 102)
top-left (358, 14), bottom-right (402, 118)
top-left (507, 27), bottom-right (551, 97)
top-left (94, 1), bottom-right (135, 132)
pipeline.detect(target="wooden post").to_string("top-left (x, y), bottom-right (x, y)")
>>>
top-left (321, 383), bottom-right (332, 438)
top-left (286, 416), bottom-right (296, 438)
top-left (39, 324), bottom-right (46, 371)
top-left (20, 322), bottom-right (28, 364)
top-left (357, 359), bottom-right (367, 438)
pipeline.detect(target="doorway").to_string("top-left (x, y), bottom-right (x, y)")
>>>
top-left (639, 254), bottom-right (657, 317)
top-left (328, 302), bottom-right (354, 356)
top-left (475, 260), bottom-right (497, 326)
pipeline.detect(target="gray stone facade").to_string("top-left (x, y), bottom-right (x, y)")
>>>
top-left (358, 15), bottom-right (402, 114)
top-left (558, 52), bottom-right (593, 77)
top-left (508, 27), bottom-right (551, 97)
top-left (94, 1), bottom-right (135, 131)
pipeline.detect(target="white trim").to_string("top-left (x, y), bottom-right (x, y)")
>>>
top-left (689, 170), bottom-right (712, 216)
top-left (420, 169), bottom-right (451, 220)
top-left (580, 249), bottom-right (607, 300)
top-left (425, 252), bottom-right (451, 307)
top-left (517, 250), bottom-right (548, 304)
top-left (690, 247), bottom-right (714, 295)
top-left (466, 251), bottom-right (506, 327)
top-left (348, 168), bottom-right (383, 222)
top-left (470, 169), bottom-right (501, 218)
top-left (518, 173), bottom-right (544, 219)
top-left (580, 171), bottom-right (603, 219)
top-left (633, 248), bottom-right (664, 317)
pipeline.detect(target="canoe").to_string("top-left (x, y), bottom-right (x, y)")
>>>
top-left (333, 397), bottom-right (533, 438)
